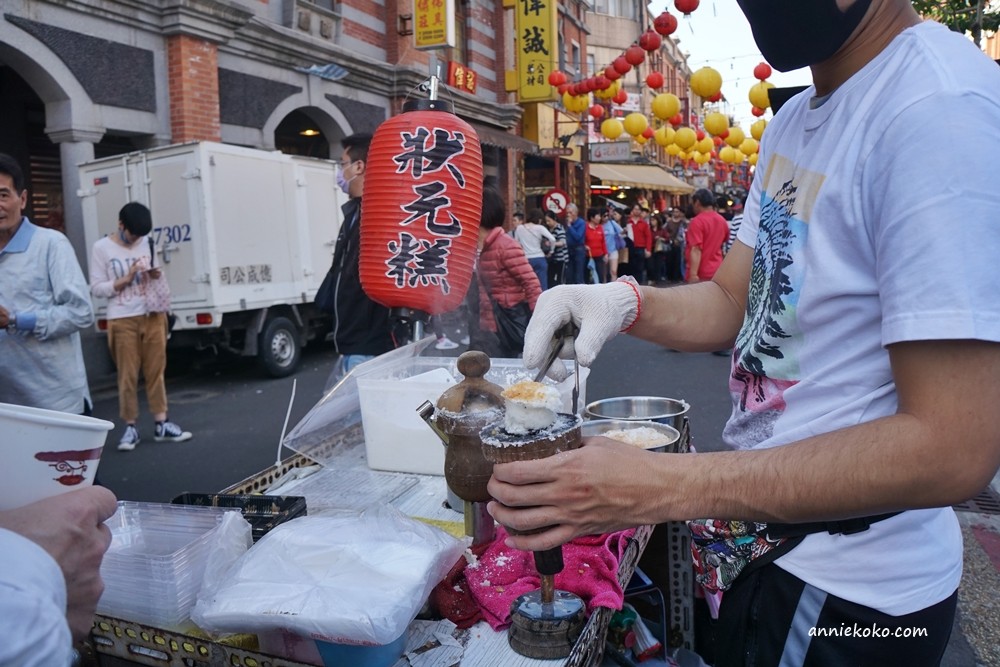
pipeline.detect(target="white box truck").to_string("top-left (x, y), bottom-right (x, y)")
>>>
top-left (78, 142), bottom-right (342, 376)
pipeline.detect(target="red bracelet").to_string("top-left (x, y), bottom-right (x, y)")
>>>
top-left (618, 277), bottom-right (642, 333)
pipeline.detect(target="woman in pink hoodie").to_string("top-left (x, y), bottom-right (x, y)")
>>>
top-left (474, 187), bottom-right (541, 357)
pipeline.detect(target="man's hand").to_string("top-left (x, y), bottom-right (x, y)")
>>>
top-left (0, 487), bottom-right (118, 641)
top-left (0, 304), bottom-right (10, 328)
top-left (523, 281), bottom-right (640, 379)
top-left (487, 437), bottom-right (662, 551)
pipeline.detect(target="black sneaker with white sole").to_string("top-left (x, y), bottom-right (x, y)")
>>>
top-left (117, 424), bottom-right (140, 451)
top-left (154, 420), bottom-right (193, 442)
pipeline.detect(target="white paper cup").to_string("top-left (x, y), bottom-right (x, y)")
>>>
top-left (0, 402), bottom-right (113, 510)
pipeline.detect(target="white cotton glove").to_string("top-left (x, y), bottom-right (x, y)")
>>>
top-left (524, 278), bottom-right (641, 380)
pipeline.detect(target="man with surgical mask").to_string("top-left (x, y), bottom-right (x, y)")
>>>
top-left (488, 1), bottom-right (1000, 664)
top-left (322, 133), bottom-right (396, 389)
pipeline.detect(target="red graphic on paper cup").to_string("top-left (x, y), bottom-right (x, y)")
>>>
top-left (34, 447), bottom-right (103, 486)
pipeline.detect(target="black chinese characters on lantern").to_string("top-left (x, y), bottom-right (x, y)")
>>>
top-left (360, 94), bottom-right (484, 318)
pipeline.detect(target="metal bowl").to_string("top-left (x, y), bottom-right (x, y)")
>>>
top-left (581, 419), bottom-right (681, 453)
top-left (584, 396), bottom-right (690, 431)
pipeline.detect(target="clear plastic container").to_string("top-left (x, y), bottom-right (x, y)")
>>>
top-left (97, 501), bottom-right (235, 628)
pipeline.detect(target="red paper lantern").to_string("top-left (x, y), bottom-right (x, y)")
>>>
top-left (639, 30), bottom-right (662, 53)
top-left (654, 11), bottom-right (678, 36)
top-left (641, 127), bottom-right (654, 139)
top-left (613, 56), bottom-right (632, 75)
top-left (707, 91), bottom-right (723, 103)
top-left (360, 98), bottom-right (483, 316)
top-left (751, 106), bottom-right (766, 117)
top-left (604, 65), bottom-right (622, 81)
top-left (557, 83), bottom-right (571, 95)
top-left (548, 70), bottom-right (567, 87)
top-left (713, 136), bottom-right (723, 146)
top-left (695, 130), bottom-right (705, 141)
top-left (674, 0), bottom-right (699, 15)
top-left (613, 89), bottom-right (629, 105)
top-left (589, 104), bottom-right (605, 119)
top-left (596, 76), bottom-right (611, 90)
top-left (646, 72), bottom-right (665, 89)
top-left (625, 44), bottom-right (646, 66)
top-left (753, 62), bottom-right (773, 81)
top-left (669, 113), bottom-right (683, 126)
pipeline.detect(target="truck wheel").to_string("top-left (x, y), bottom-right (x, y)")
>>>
top-left (258, 316), bottom-right (301, 377)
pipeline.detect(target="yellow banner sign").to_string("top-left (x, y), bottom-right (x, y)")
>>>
top-left (514, 0), bottom-right (557, 102)
top-left (413, 0), bottom-right (455, 50)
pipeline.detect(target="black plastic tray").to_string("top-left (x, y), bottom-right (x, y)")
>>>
top-left (171, 493), bottom-right (307, 542)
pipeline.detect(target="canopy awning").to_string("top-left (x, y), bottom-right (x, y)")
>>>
top-left (590, 163), bottom-right (695, 195)
top-left (469, 122), bottom-right (538, 154)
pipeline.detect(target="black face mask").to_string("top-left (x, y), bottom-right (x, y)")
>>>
top-left (737, 0), bottom-right (873, 72)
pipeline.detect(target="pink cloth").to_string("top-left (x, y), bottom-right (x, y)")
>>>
top-left (463, 526), bottom-right (637, 630)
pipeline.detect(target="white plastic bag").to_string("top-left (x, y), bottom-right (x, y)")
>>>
top-left (191, 505), bottom-right (468, 645)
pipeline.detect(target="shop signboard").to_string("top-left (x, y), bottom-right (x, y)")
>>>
top-left (590, 142), bottom-right (631, 162)
top-left (514, 0), bottom-right (557, 102)
top-left (413, 0), bottom-right (456, 50)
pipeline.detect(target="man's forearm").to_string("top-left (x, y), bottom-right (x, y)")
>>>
top-left (639, 340), bottom-right (1000, 526)
top-left (626, 242), bottom-right (751, 352)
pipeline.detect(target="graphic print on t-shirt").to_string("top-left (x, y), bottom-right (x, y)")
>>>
top-left (724, 155), bottom-right (824, 449)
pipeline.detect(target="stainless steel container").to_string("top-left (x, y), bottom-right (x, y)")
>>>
top-left (581, 419), bottom-right (681, 453)
top-left (584, 396), bottom-right (690, 432)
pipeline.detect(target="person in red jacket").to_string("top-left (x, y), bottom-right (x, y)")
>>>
top-left (630, 207), bottom-right (653, 285)
top-left (474, 187), bottom-right (542, 357)
top-left (583, 207), bottom-right (608, 284)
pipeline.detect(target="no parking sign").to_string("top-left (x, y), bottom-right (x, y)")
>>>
top-left (542, 188), bottom-right (569, 216)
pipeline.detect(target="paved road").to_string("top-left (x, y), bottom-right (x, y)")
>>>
top-left (88, 330), bottom-right (985, 666)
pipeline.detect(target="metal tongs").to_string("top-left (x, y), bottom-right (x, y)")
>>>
top-left (533, 322), bottom-right (581, 414)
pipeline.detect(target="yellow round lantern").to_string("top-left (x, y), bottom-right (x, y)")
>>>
top-left (623, 112), bottom-right (649, 137)
top-left (666, 143), bottom-right (682, 156)
top-left (724, 126), bottom-right (746, 148)
top-left (678, 150), bottom-right (690, 161)
top-left (703, 112), bottom-right (729, 137)
top-left (696, 137), bottom-right (714, 154)
top-left (651, 93), bottom-right (681, 121)
top-left (689, 67), bottom-right (723, 99)
top-left (634, 135), bottom-right (648, 145)
top-left (748, 153), bottom-right (759, 166)
top-left (739, 138), bottom-right (758, 155)
top-left (654, 126), bottom-right (675, 147)
top-left (748, 81), bottom-right (775, 110)
top-left (674, 126), bottom-right (697, 150)
top-left (719, 146), bottom-right (737, 163)
top-left (733, 150), bottom-right (746, 163)
top-left (695, 151), bottom-right (712, 165)
top-left (750, 118), bottom-right (767, 141)
top-left (601, 118), bottom-right (624, 140)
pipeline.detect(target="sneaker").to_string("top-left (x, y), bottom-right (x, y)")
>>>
top-left (460, 335), bottom-right (470, 346)
top-left (435, 336), bottom-right (459, 350)
top-left (117, 424), bottom-right (140, 451)
top-left (154, 420), bottom-right (193, 442)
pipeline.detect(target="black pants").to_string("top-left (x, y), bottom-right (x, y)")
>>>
top-left (548, 259), bottom-right (565, 287)
top-left (713, 564), bottom-right (957, 667)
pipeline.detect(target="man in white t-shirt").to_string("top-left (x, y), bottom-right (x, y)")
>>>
top-left (489, 2), bottom-right (1000, 665)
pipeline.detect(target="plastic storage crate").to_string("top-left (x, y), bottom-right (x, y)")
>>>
top-left (171, 493), bottom-right (307, 542)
